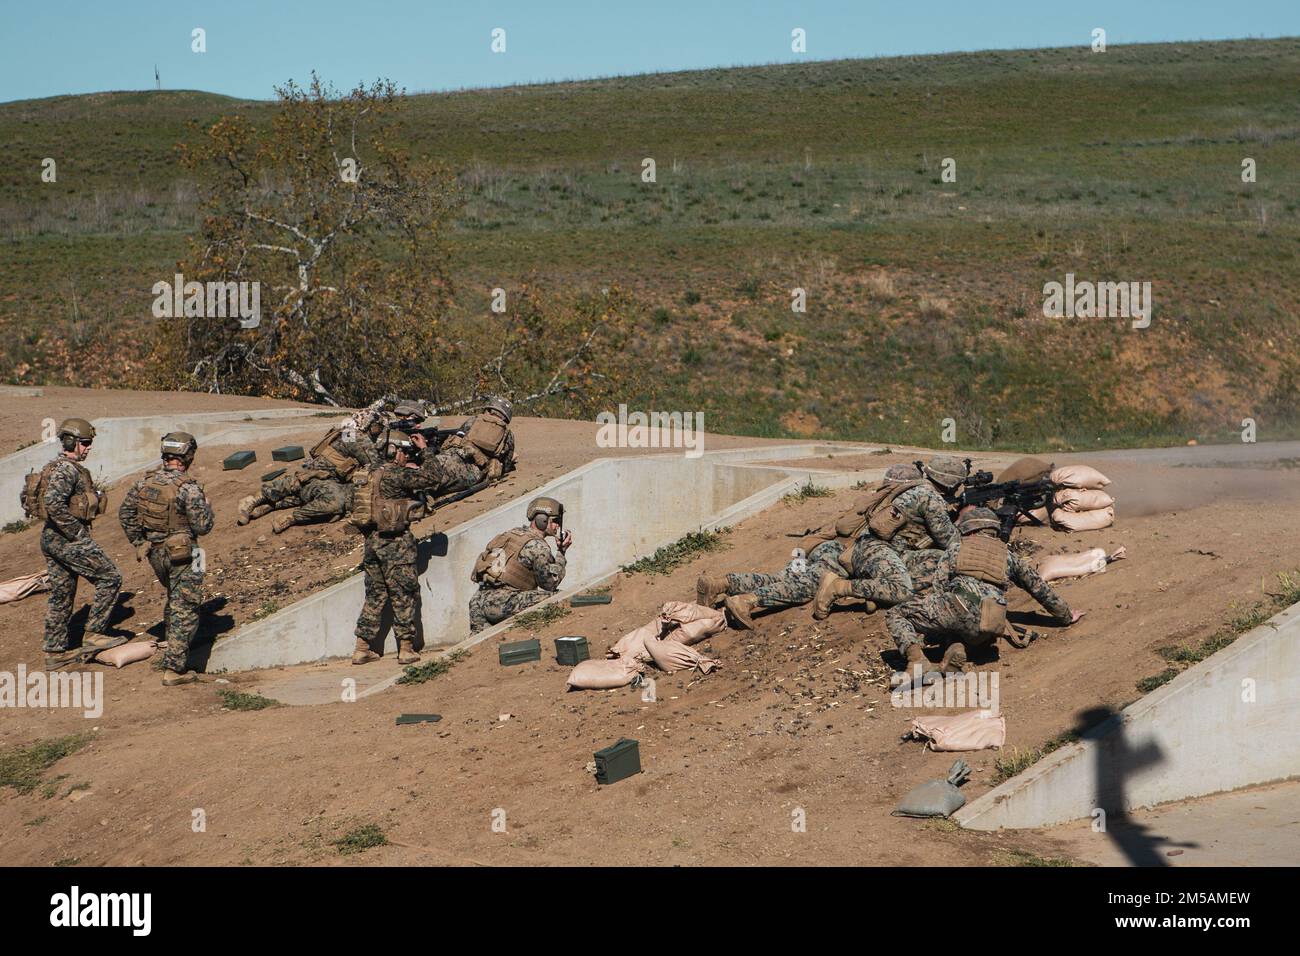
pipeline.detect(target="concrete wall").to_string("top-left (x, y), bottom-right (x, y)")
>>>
top-left (956, 600), bottom-right (1300, 830)
top-left (206, 445), bottom-right (872, 673)
top-left (0, 409), bottom-right (312, 525)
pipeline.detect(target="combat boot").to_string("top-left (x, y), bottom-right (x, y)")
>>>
top-left (811, 572), bottom-right (853, 620)
top-left (44, 648), bottom-right (80, 671)
top-left (723, 593), bottom-right (759, 630)
top-left (237, 494), bottom-right (272, 525)
top-left (161, 668), bottom-right (198, 687)
top-left (397, 641), bottom-right (421, 665)
top-left (351, 638), bottom-right (381, 665)
top-left (271, 514), bottom-right (296, 534)
top-left (696, 572), bottom-right (730, 608)
top-left (941, 642), bottom-right (970, 674)
top-left (905, 642), bottom-right (940, 675)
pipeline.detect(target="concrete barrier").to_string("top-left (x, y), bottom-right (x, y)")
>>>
top-left (0, 409), bottom-right (313, 526)
top-left (956, 600), bottom-right (1300, 830)
top-left (206, 444), bottom-right (875, 673)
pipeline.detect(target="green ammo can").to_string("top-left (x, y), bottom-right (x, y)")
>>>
top-left (594, 739), bottom-right (641, 785)
top-left (554, 636), bottom-right (590, 666)
top-left (272, 445), bottom-right (305, 462)
top-left (498, 638), bottom-right (541, 666)
top-left (222, 450), bottom-right (256, 470)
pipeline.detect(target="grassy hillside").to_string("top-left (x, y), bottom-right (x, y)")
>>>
top-left (2, 39), bottom-right (1299, 450)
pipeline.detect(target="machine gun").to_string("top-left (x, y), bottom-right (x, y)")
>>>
top-left (948, 459), bottom-right (1059, 542)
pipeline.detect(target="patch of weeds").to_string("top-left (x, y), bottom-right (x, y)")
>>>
top-left (990, 848), bottom-right (1080, 867)
top-left (0, 734), bottom-right (90, 795)
top-left (250, 600), bottom-right (280, 622)
top-left (577, 585), bottom-right (611, 598)
top-left (397, 649), bottom-right (467, 685)
top-left (782, 478), bottom-right (833, 503)
top-left (508, 602), bottom-right (571, 631)
top-left (53, 857), bottom-right (81, 867)
top-left (25, 815), bottom-right (49, 828)
top-left (41, 774), bottom-right (70, 799)
top-left (992, 730), bottom-right (1079, 783)
top-left (216, 689), bottom-right (279, 711)
top-left (65, 781), bottom-right (92, 796)
top-left (621, 527), bottom-right (731, 577)
top-left (871, 447), bottom-right (893, 455)
top-left (332, 823), bottom-right (388, 855)
top-left (921, 817), bottom-right (963, 833)
top-left (2, 519), bottom-right (32, 534)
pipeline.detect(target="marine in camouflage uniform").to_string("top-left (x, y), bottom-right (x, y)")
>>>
top-left (468, 496), bottom-right (568, 633)
top-left (886, 507), bottom-right (1074, 673)
top-left (118, 433), bottom-right (215, 684)
top-left (34, 420), bottom-right (125, 665)
top-left (352, 435), bottom-right (470, 664)
top-left (708, 539), bottom-right (846, 611)
top-left (438, 398), bottom-right (518, 495)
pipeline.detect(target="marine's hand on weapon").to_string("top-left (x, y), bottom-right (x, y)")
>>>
top-left (411, 432), bottom-right (428, 450)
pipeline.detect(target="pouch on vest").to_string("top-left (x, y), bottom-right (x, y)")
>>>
top-left (374, 497), bottom-right (416, 534)
top-left (347, 469), bottom-right (383, 531)
top-left (976, 597), bottom-right (1008, 645)
top-left (473, 529), bottom-right (540, 590)
top-left (137, 476), bottom-right (186, 534)
top-left (861, 480), bottom-right (923, 541)
top-left (833, 510), bottom-right (868, 539)
top-left (954, 536), bottom-right (1008, 586)
top-left (161, 531), bottom-right (195, 564)
top-left (20, 468), bottom-right (49, 520)
top-left (310, 428), bottom-right (359, 479)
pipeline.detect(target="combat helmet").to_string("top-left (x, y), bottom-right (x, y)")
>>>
top-left (526, 496), bottom-right (564, 522)
top-left (923, 455), bottom-right (969, 492)
top-left (57, 418), bottom-right (96, 451)
top-left (160, 431), bottom-right (198, 466)
top-left (956, 506), bottom-right (1000, 535)
top-left (484, 396), bottom-right (513, 423)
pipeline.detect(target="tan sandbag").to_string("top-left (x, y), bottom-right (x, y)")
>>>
top-left (1050, 506), bottom-right (1114, 532)
top-left (0, 571), bottom-right (49, 604)
top-left (608, 619), bottom-right (661, 663)
top-left (660, 601), bottom-right (727, 644)
top-left (995, 456), bottom-right (1053, 484)
top-left (643, 637), bottom-right (719, 675)
top-left (910, 711), bottom-right (1006, 752)
top-left (1017, 506), bottom-right (1049, 526)
top-left (1054, 488), bottom-right (1115, 512)
top-left (1038, 546), bottom-right (1126, 582)
top-left (1050, 464), bottom-right (1112, 490)
top-left (96, 640), bottom-right (158, 669)
top-left (565, 657), bottom-right (644, 690)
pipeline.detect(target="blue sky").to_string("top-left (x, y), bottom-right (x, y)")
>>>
top-left (2, 0), bottom-right (1297, 103)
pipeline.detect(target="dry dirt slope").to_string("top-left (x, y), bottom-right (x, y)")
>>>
top-left (2, 429), bottom-right (1297, 866)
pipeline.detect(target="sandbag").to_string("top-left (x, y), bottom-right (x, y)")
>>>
top-left (1054, 488), bottom-right (1115, 512)
top-left (1050, 464), bottom-right (1112, 490)
top-left (995, 456), bottom-right (1053, 485)
top-left (910, 711), bottom-right (1006, 752)
top-left (565, 657), bottom-right (644, 690)
top-left (661, 602), bottom-right (727, 645)
top-left (1050, 505), bottom-right (1114, 532)
top-left (643, 637), bottom-right (719, 675)
top-left (608, 619), bottom-right (662, 663)
top-left (892, 779), bottom-right (967, 818)
top-left (96, 640), bottom-right (157, 669)
top-left (1017, 506), bottom-right (1049, 526)
top-left (1038, 546), bottom-right (1126, 582)
top-left (0, 570), bottom-right (49, 604)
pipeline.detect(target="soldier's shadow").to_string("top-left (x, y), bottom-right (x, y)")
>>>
top-left (70, 590), bottom-right (140, 645)
top-left (182, 596), bottom-right (235, 672)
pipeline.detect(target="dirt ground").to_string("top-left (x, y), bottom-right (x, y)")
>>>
top-left (2, 393), bottom-right (1298, 866)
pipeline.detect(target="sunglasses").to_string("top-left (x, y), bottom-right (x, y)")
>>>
top-left (77, 439), bottom-right (93, 447)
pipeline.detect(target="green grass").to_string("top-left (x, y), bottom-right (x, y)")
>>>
top-left (250, 600), bottom-right (280, 622)
top-left (396, 649), bottom-right (467, 685)
top-left (782, 479), bottom-right (833, 503)
top-left (216, 689), bottom-right (280, 711)
top-left (2, 519), bottom-right (32, 534)
top-left (332, 823), bottom-right (388, 855)
top-left (993, 730), bottom-right (1080, 784)
top-left (508, 603), bottom-right (571, 631)
top-left (621, 528), bottom-right (731, 577)
top-left (990, 848), bottom-right (1081, 867)
top-left (0, 734), bottom-right (90, 795)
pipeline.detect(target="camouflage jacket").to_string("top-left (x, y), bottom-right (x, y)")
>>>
top-left (937, 545), bottom-right (1072, 623)
top-left (41, 457), bottom-right (97, 540)
top-left (450, 415), bottom-right (516, 468)
top-left (886, 483), bottom-right (961, 554)
top-left (306, 428), bottom-right (381, 476)
top-left (119, 468), bottom-right (215, 545)
top-left (512, 527), bottom-right (567, 592)
top-left (363, 457), bottom-right (467, 562)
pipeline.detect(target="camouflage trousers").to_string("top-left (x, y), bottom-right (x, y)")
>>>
top-left (146, 545), bottom-right (204, 671)
top-left (263, 472), bottom-right (351, 524)
top-left (469, 585), bottom-right (550, 633)
top-left (428, 452), bottom-right (483, 500)
top-left (40, 525), bottom-right (122, 652)
top-left (355, 552), bottom-right (421, 648)
top-left (886, 586), bottom-right (992, 654)
top-left (724, 540), bottom-right (846, 609)
top-left (843, 539), bottom-right (945, 607)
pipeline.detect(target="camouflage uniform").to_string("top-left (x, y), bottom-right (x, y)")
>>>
top-left (39, 458), bottom-right (121, 653)
top-left (119, 469), bottom-right (215, 671)
top-left (843, 483), bottom-right (961, 607)
top-left (261, 429), bottom-right (379, 524)
top-left (425, 450), bottom-right (483, 500)
top-left (468, 531), bottom-right (567, 632)
top-left (441, 414), bottom-right (516, 490)
top-left (886, 542), bottom-right (1072, 654)
top-left (723, 540), bottom-right (846, 609)
top-left (354, 456), bottom-right (465, 651)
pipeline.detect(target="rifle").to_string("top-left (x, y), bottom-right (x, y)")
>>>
top-left (394, 422), bottom-right (463, 453)
top-left (953, 459), bottom-right (1059, 542)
